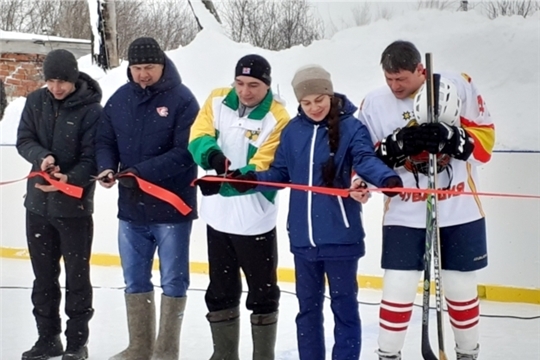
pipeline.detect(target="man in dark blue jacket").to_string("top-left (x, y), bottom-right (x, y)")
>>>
top-left (95, 37), bottom-right (199, 360)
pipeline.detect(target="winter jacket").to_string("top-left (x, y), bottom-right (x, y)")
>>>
top-left (256, 94), bottom-right (398, 257)
top-left (95, 56), bottom-right (199, 224)
top-left (189, 87), bottom-right (290, 235)
top-left (16, 72), bottom-right (102, 218)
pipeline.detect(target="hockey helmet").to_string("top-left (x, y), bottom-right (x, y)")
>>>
top-left (413, 77), bottom-right (462, 126)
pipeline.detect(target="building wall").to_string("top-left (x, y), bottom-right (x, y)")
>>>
top-left (0, 53), bottom-right (46, 99)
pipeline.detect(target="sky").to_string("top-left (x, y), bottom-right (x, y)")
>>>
top-left (0, 5), bottom-right (539, 359)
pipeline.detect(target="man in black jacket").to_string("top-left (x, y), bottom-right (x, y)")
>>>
top-left (16, 49), bottom-right (102, 360)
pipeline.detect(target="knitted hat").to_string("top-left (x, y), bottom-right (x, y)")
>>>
top-left (43, 49), bottom-right (79, 83)
top-left (235, 54), bottom-right (271, 86)
top-left (291, 65), bottom-right (333, 101)
top-left (128, 37), bottom-right (165, 66)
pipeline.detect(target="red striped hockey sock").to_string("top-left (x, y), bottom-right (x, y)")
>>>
top-left (378, 270), bottom-right (422, 354)
top-left (442, 270), bottom-right (480, 352)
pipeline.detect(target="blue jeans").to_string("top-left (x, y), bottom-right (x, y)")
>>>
top-left (118, 220), bottom-right (192, 297)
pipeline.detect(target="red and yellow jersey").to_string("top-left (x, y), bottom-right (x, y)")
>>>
top-left (358, 71), bottom-right (495, 228)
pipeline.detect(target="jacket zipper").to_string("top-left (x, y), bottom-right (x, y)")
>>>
top-left (307, 125), bottom-right (318, 247)
top-left (337, 197), bottom-right (350, 228)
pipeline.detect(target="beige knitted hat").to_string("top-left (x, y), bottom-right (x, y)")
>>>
top-left (291, 64), bottom-right (334, 101)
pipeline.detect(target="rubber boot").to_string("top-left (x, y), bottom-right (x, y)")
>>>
top-left (251, 311), bottom-right (278, 360)
top-left (207, 307), bottom-right (240, 360)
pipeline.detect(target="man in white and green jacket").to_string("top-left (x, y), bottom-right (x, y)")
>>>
top-left (189, 54), bottom-right (290, 360)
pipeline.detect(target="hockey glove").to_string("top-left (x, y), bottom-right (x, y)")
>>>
top-left (376, 127), bottom-right (423, 167)
top-left (418, 123), bottom-right (474, 160)
top-left (194, 176), bottom-right (222, 196)
top-left (229, 170), bottom-right (258, 193)
top-left (381, 176), bottom-right (403, 197)
top-left (117, 168), bottom-right (139, 189)
top-left (208, 150), bottom-right (231, 175)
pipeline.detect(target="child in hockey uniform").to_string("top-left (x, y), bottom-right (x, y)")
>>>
top-left (230, 65), bottom-right (402, 360)
top-left (357, 40), bottom-right (495, 360)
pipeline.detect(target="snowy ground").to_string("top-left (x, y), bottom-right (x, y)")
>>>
top-left (1, 258), bottom-right (538, 359)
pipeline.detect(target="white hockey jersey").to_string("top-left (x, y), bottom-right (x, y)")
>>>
top-left (358, 72), bottom-right (495, 228)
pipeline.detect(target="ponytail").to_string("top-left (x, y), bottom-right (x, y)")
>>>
top-left (322, 96), bottom-right (341, 187)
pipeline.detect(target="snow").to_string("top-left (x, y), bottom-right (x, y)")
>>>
top-left (0, 9), bottom-right (538, 150)
top-left (1, 258), bottom-right (538, 359)
top-left (0, 97), bottom-right (25, 144)
top-left (188, 0), bottom-right (226, 35)
top-left (1, 8), bottom-right (539, 359)
top-left (86, 0), bottom-right (102, 56)
top-left (0, 30), bottom-right (90, 43)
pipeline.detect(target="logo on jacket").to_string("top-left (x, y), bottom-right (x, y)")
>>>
top-left (402, 111), bottom-right (415, 122)
top-left (245, 130), bottom-right (260, 141)
top-left (156, 106), bottom-right (169, 117)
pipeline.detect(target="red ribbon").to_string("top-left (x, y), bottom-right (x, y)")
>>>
top-left (24, 171), bottom-right (83, 198)
top-left (0, 172), bottom-right (193, 215)
top-left (196, 176), bottom-right (540, 200)
top-left (117, 173), bottom-right (192, 216)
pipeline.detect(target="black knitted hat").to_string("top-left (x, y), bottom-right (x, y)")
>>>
top-left (128, 37), bottom-right (165, 66)
top-left (235, 54), bottom-right (271, 85)
top-left (43, 49), bottom-right (79, 83)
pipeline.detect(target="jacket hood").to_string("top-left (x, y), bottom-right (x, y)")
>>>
top-left (50, 71), bottom-right (102, 108)
top-left (296, 93), bottom-right (358, 125)
top-left (127, 55), bottom-right (182, 96)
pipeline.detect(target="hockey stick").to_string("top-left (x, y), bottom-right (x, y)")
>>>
top-left (421, 53), bottom-right (447, 360)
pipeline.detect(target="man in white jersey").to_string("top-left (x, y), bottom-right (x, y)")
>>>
top-left (357, 40), bottom-right (495, 360)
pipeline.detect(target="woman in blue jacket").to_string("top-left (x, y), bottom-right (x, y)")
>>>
top-left (230, 65), bottom-right (403, 359)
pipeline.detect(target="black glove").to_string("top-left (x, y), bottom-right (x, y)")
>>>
top-left (382, 176), bottom-right (403, 197)
top-left (117, 168), bottom-right (139, 189)
top-left (208, 150), bottom-right (231, 175)
top-left (229, 171), bottom-right (258, 193)
top-left (418, 123), bottom-right (474, 160)
top-left (194, 176), bottom-right (222, 196)
top-left (376, 126), bottom-right (423, 165)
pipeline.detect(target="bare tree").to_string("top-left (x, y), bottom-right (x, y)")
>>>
top-left (218, 0), bottom-right (324, 51)
top-left (1, 0), bottom-right (198, 61)
top-left (55, 2), bottom-right (91, 39)
top-left (351, 3), bottom-right (372, 26)
top-left (377, 6), bottom-right (394, 21)
top-left (113, 1), bottom-right (198, 59)
top-left (482, 0), bottom-right (539, 19)
top-left (0, 0), bottom-right (26, 32)
top-left (416, 0), bottom-right (460, 10)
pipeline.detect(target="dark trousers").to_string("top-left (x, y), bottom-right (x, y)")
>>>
top-left (26, 211), bottom-right (94, 348)
top-left (294, 256), bottom-right (361, 360)
top-left (205, 225), bottom-right (280, 315)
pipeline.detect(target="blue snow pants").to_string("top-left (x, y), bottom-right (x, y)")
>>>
top-left (294, 255), bottom-right (361, 360)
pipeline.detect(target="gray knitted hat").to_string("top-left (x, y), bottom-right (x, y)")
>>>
top-left (291, 65), bottom-right (333, 101)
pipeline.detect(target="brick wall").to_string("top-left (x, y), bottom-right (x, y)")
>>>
top-left (0, 53), bottom-right (46, 99)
